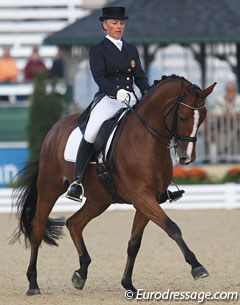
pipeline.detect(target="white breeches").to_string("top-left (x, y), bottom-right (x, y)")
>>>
top-left (84, 93), bottom-right (137, 143)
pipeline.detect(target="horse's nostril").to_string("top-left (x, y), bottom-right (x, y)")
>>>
top-left (179, 158), bottom-right (187, 165)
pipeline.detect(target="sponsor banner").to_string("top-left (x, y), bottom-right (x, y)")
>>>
top-left (0, 147), bottom-right (29, 187)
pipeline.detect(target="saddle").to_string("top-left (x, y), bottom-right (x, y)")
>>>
top-left (78, 97), bottom-right (129, 203)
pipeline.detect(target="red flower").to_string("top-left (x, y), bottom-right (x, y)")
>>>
top-left (173, 167), bottom-right (188, 178)
top-left (228, 167), bottom-right (240, 177)
top-left (187, 167), bottom-right (207, 179)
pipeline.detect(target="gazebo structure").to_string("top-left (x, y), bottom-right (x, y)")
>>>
top-left (44, 0), bottom-right (240, 102)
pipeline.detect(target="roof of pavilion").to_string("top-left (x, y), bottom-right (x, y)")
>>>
top-left (44, 0), bottom-right (240, 46)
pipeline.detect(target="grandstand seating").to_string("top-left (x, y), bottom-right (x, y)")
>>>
top-left (0, 0), bottom-right (89, 81)
top-left (0, 1), bottom-right (90, 144)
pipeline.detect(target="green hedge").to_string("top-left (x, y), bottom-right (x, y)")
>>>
top-left (28, 74), bottom-right (64, 161)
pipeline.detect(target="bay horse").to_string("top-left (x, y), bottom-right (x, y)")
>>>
top-left (12, 75), bottom-right (216, 296)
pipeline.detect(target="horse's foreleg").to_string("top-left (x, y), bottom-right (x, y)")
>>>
top-left (121, 210), bottom-right (149, 294)
top-left (135, 195), bottom-right (208, 280)
top-left (164, 217), bottom-right (209, 279)
top-left (66, 200), bottom-right (110, 290)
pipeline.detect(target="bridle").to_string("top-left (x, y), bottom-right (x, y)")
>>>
top-left (124, 84), bottom-right (206, 148)
top-left (164, 92), bottom-right (206, 143)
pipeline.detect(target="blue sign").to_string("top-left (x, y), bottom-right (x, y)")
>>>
top-left (0, 147), bottom-right (29, 187)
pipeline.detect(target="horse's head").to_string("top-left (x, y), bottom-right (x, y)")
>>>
top-left (165, 78), bottom-right (216, 165)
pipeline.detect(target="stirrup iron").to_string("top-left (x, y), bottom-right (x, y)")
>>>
top-left (74, 181), bottom-right (85, 202)
top-left (66, 181), bottom-right (85, 202)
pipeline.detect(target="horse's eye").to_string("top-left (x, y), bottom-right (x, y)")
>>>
top-left (179, 117), bottom-right (188, 124)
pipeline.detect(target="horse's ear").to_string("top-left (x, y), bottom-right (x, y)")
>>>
top-left (203, 82), bottom-right (217, 98)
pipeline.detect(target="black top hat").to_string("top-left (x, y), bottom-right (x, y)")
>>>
top-left (99, 7), bottom-right (128, 22)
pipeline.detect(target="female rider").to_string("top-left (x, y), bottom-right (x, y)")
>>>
top-left (66, 7), bottom-right (184, 203)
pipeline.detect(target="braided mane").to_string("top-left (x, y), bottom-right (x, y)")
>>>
top-left (153, 74), bottom-right (191, 86)
top-left (152, 74), bottom-right (202, 96)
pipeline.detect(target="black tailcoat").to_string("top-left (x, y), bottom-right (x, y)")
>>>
top-left (89, 37), bottom-right (150, 98)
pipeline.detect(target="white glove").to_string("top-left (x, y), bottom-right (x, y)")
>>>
top-left (116, 89), bottom-right (131, 103)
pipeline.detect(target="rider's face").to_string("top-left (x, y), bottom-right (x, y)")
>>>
top-left (103, 19), bottom-right (125, 40)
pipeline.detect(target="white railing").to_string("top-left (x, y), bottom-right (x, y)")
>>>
top-left (1, 183), bottom-right (240, 213)
top-left (0, 83), bottom-right (32, 103)
top-left (0, 82), bottom-right (67, 104)
top-left (197, 114), bottom-right (240, 163)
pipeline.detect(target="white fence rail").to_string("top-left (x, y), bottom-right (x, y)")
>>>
top-left (0, 82), bottom-right (66, 103)
top-left (1, 183), bottom-right (240, 213)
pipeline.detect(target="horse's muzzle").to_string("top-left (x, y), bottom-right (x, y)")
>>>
top-left (175, 144), bottom-right (196, 165)
top-left (179, 157), bottom-right (192, 165)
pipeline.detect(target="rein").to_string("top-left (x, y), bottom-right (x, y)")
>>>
top-left (123, 95), bottom-right (171, 148)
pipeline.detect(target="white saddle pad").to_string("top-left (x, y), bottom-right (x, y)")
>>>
top-left (64, 110), bottom-right (127, 163)
top-left (64, 125), bottom-right (118, 163)
top-left (64, 128), bottom-right (83, 162)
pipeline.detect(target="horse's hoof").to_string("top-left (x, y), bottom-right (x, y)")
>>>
top-left (191, 266), bottom-right (209, 280)
top-left (125, 291), bottom-right (138, 299)
top-left (26, 288), bottom-right (41, 296)
top-left (131, 290), bottom-right (138, 299)
top-left (71, 271), bottom-right (86, 290)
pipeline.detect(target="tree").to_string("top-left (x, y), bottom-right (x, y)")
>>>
top-left (27, 74), bottom-right (64, 161)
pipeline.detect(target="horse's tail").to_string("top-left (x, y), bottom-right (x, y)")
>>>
top-left (11, 161), bottom-right (65, 247)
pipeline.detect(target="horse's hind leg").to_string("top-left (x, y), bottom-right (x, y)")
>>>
top-left (27, 178), bottom-right (65, 295)
top-left (121, 210), bottom-right (149, 294)
top-left (66, 199), bottom-right (110, 290)
top-left (135, 195), bottom-right (208, 281)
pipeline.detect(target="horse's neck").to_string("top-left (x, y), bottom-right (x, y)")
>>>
top-left (118, 85), bottom-right (175, 183)
top-left (137, 83), bottom-right (178, 129)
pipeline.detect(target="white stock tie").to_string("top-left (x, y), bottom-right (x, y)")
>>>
top-left (115, 40), bottom-right (123, 51)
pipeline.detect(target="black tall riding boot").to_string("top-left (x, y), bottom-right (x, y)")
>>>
top-left (66, 138), bottom-right (94, 202)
